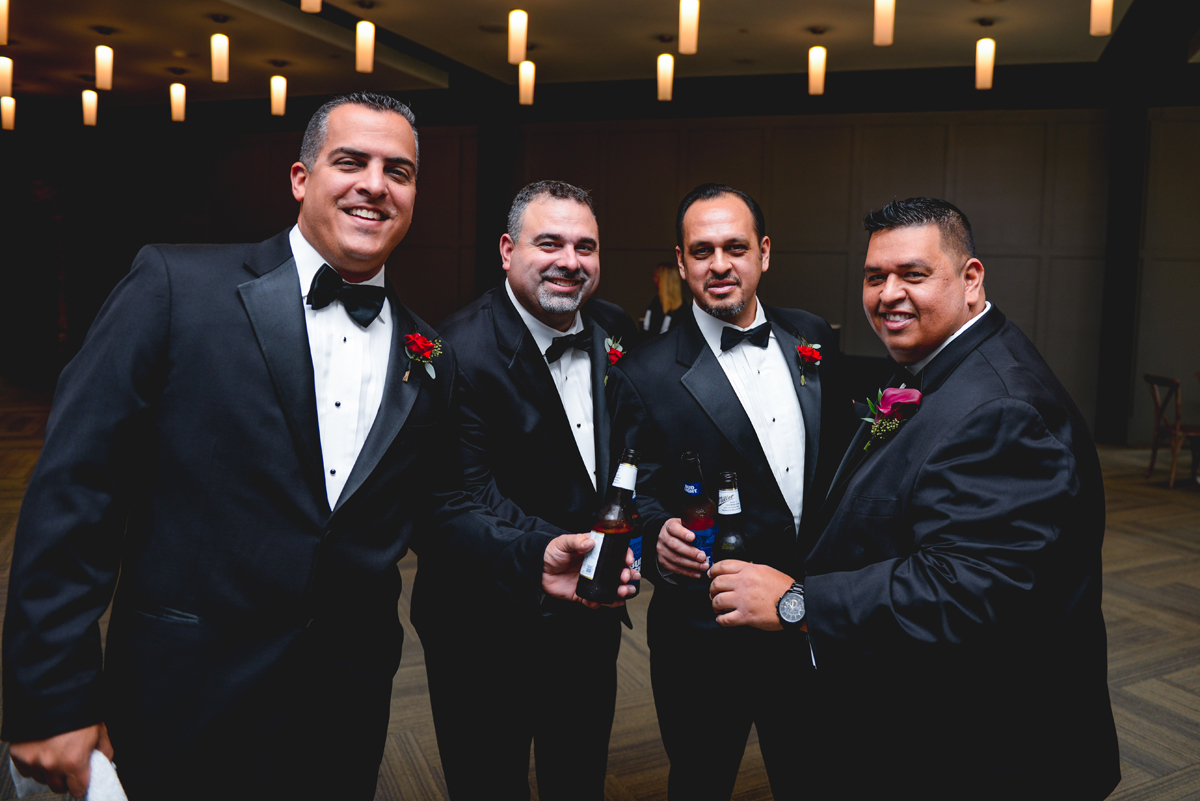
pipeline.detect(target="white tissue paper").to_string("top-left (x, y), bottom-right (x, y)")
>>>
top-left (9, 749), bottom-right (127, 800)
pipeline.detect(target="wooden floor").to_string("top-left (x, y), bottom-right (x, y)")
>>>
top-left (0, 379), bottom-right (1197, 800)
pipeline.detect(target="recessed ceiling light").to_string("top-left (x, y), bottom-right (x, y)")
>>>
top-left (167, 67), bottom-right (189, 75)
top-left (208, 13), bottom-right (231, 24)
top-left (90, 25), bottom-right (118, 36)
top-left (976, 17), bottom-right (996, 27)
top-left (656, 33), bottom-right (676, 44)
top-left (269, 59), bottom-right (291, 68)
top-left (807, 25), bottom-right (828, 36)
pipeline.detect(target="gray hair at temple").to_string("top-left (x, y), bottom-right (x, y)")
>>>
top-left (507, 181), bottom-right (596, 243)
top-left (863, 197), bottom-right (976, 268)
top-left (298, 92), bottom-right (419, 175)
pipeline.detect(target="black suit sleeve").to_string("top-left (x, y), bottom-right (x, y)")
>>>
top-left (807, 398), bottom-right (1076, 663)
top-left (3, 246), bottom-right (171, 742)
top-left (606, 363), bottom-right (675, 587)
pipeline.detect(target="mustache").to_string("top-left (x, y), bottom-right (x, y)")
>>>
top-left (704, 272), bottom-right (741, 290)
top-left (543, 267), bottom-right (584, 280)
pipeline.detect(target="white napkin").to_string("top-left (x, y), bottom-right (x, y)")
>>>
top-left (9, 749), bottom-right (127, 800)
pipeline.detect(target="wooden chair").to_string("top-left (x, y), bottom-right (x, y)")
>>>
top-left (1144, 374), bottom-right (1200, 488)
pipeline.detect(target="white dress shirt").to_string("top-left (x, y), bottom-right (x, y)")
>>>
top-left (906, 302), bottom-right (993, 376)
top-left (693, 299), bottom-right (806, 531)
top-left (505, 280), bottom-right (597, 490)
top-left (291, 225), bottom-right (392, 509)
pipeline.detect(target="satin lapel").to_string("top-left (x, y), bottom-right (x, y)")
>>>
top-left (770, 318), bottom-right (822, 499)
top-left (238, 256), bottom-right (328, 511)
top-left (589, 319), bottom-right (612, 494)
top-left (679, 339), bottom-right (778, 498)
top-left (332, 291), bottom-right (420, 515)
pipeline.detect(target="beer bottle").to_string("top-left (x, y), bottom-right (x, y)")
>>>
top-left (577, 449), bottom-right (639, 604)
top-left (627, 486), bottom-right (643, 599)
top-left (680, 452), bottom-right (718, 568)
top-left (713, 471), bottom-right (749, 563)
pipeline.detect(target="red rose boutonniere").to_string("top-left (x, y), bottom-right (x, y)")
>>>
top-left (603, 336), bottom-right (625, 385)
top-left (862, 387), bottom-right (922, 452)
top-left (403, 333), bottom-right (443, 382)
top-left (796, 337), bottom-right (822, 385)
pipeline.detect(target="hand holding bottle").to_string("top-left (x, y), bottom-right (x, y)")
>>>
top-left (656, 518), bottom-right (710, 578)
top-left (543, 534), bottom-right (639, 608)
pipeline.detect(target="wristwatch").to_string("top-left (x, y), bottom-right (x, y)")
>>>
top-left (776, 582), bottom-right (806, 629)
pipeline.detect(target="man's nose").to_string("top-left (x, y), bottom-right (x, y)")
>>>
top-left (357, 163), bottom-right (387, 197)
top-left (560, 245), bottom-right (581, 270)
top-left (880, 274), bottom-right (906, 304)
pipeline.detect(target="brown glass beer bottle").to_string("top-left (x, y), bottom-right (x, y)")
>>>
top-left (680, 452), bottom-right (718, 568)
top-left (576, 449), bottom-right (640, 604)
top-left (713, 471), bottom-right (749, 563)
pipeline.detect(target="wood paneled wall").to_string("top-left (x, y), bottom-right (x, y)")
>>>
top-left (521, 110), bottom-right (1111, 426)
top-left (1130, 107), bottom-right (1200, 443)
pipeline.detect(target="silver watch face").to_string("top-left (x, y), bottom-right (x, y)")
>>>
top-left (779, 592), bottom-right (805, 624)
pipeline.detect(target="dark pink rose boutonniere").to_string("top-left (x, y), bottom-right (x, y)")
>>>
top-left (796, 337), bottom-right (822, 386)
top-left (603, 336), bottom-right (625, 385)
top-left (862, 387), bottom-right (922, 452)
top-left (403, 332), bottom-right (443, 381)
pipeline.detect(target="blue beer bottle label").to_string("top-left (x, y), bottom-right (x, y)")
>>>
top-left (629, 535), bottom-right (643, 590)
top-left (691, 525), bottom-right (716, 564)
top-left (683, 482), bottom-right (702, 496)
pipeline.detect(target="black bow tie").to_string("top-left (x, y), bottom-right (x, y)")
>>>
top-left (720, 322), bottom-right (771, 352)
top-left (544, 326), bottom-right (594, 363)
top-left (307, 264), bottom-right (386, 327)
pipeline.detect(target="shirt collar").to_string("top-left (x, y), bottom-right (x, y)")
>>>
top-left (504, 279), bottom-right (584, 359)
top-left (291, 225), bottom-right (387, 299)
top-left (693, 297), bottom-right (768, 357)
top-left (906, 301), bottom-right (992, 376)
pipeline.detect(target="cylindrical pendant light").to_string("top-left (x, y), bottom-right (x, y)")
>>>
top-left (1090, 0), bottom-right (1113, 36)
top-left (975, 37), bottom-right (995, 90)
top-left (95, 46), bottom-right (113, 91)
top-left (301, 0), bottom-right (321, 12)
top-left (170, 83), bottom-right (186, 121)
top-left (808, 46), bottom-right (826, 95)
top-left (874, 0), bottom-right (895, 46)
top-left (0, 0), bottom-right (8, 46)
top-left (0, 57), bottom-right (11, 98)
top-left (518, 60), bottom-right (535, 105)
top-left (679, 0), bottom-right (699, 55)
top-left (270, 75), bottom-right (286, 116)
top-left (657, 53), bottom-right (674, 101)
top-left (82, 90), bottom-right (98, 126)
top-left (1, 97), bottom-right (14, 131)
top-left (356, 21), bottom-right (375, 73)
top-left (211, 34), bottom-right (229, 83)
top-left (508, 10), bottom-right (528, 65)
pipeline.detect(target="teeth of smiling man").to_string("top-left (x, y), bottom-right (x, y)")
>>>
top-left (346, 208), bottom-right (383, 220)
top-left (882, 312), bottom-right (914, 321)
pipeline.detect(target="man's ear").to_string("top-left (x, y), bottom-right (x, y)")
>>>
top-left (499, 233), bottom-right (516, 272)
top-left (290, 162), bottom-right (308, 203)
top-left (676, 246), bottom-right (686, 282)
top-left (759, 236), bottom-right (771, 274)
top-left (963, 258), bottom-right (984, 306)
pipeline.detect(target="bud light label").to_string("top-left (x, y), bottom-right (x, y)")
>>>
top-left (580, 532), bottom-right (604, 579)
top-left (684, 482), bottom-right (702, 496)
top-left (630, 535), bottom-right (642, 577)
top-left (690, 526), bottom-right (716, 564)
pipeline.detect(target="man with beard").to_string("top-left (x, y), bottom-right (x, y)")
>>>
top-left (606, 183), bottom-right (852, 799)
top-left (412, 181), bottom-right (637, 800)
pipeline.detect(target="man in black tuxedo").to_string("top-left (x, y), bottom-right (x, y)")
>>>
top-left (607, 183), bottom-right (852, 800)
top-left (2, 93), bottom-right (625, 800)
top-left (709, 197), bottom-right (1120, 799)
top-left (412, 181), bottom-right (637, 800)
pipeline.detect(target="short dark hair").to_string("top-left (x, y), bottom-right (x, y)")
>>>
top-left (299, 92), bottom-right (419, 174)
top-left (676, 183), bottom-right (766, 249)
top-left (863, 197), bottom-right (976, 265)
top-left (507, 180), bottom-right (596, 243)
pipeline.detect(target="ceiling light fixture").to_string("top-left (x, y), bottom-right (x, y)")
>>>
top-left (808, 46), bottom-right (826, 95)
top-left (301, 0), bottom-right (321, 12)
top-left (518, 59), bottom-right (535, 105)
top-left (1090, 0), bottom-right (1112, 36)
top-left (356, 21), bottom-right (374, 72)
top-left (0, 57), bottom-right (11, 97)
top-left (271, 75), bottom-right (286, 115)
top-left (170, 83), bottom-right (186, 121)
top-left (658, 53), bottom-right (674, 100)
top-left (1, 96), bottom-right (13, 130)
top-left (679, 0), bottom-right (698, 55)
top-left (0, 0), bottom-right (7, 45)
top-left (95, 46), bottom-right (113, 91)
top-left (82, 90), bottom-right (97, 126)
top-left (874, 0), bottom-right (894, 46)
top-left (508, 10), bottom-right (528, 65)
top-left (211, 34), bottom-right (229, 82)
top-left (976, 37), bottom-right (995, 89)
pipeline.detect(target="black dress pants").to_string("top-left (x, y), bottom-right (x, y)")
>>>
top-left (424, 603), bottom-right (623, 801)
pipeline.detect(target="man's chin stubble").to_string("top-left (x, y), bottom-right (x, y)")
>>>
top-left (538, 287), bottom-right (584, 315)
top-left (700, 298), bottom-right (745, 320)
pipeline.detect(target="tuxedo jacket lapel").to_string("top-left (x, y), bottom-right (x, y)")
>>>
top-left (677, 320), bottom-right (778, 503)
top-left (589, 319), bottom-right (613, 493)
top-left (333, 291), bottom-right (422, 515)
top-left (769, 313), bottom-right (822, 501)
top-left (238, 243), bottom-right (329, 513)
